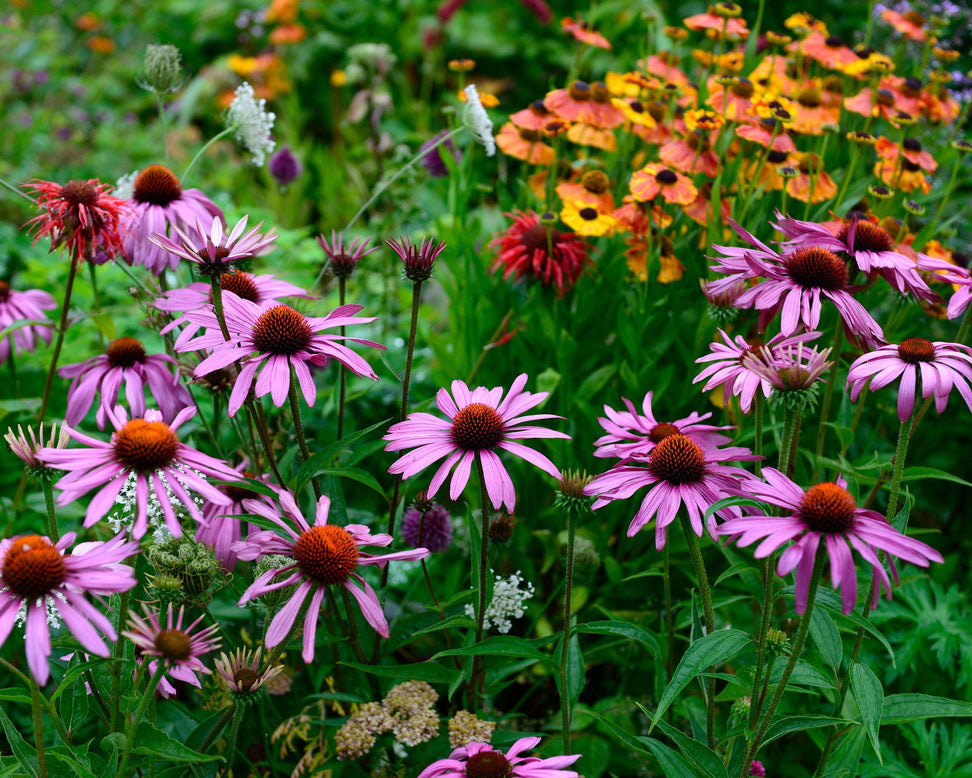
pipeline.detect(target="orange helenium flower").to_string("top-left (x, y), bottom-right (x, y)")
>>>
top-left (496, 123), bottom-right (555, 165)
top-left (630, 163), bottom-right (698, 205)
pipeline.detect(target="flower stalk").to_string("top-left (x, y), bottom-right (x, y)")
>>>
top-left (38, 258), bottom-right (79, 422)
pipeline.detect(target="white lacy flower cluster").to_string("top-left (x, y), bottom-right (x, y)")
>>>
top-left (465, 570), bottom-right (535, 634)
top-left (462, 84), bottom-right (496, 157)
top-left (114, 170), bottom-right (139, 200)
top-left (227, 81), bottom-right (276, 166)
top-left (105, 467), bottom-right (204, 539)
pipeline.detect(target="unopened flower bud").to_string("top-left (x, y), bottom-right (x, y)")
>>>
top-left (142, 44), bottom-right (184, 95)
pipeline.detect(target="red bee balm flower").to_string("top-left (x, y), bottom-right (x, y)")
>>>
top-left (489, 211), bottom-right (590, 296)
top-left (25, 178), bottom-right (130, 262)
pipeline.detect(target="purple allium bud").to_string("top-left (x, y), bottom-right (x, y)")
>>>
top-left (420, 130), bottom-right (460, 178)
top-left (401, 503), bottom-right (452, 552)
top-left (268, 145), bottom-right (302, 186)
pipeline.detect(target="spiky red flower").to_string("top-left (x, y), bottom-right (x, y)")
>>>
top-left (24, 178), bottom-right (130, 263)
top-left (489, 211), bottom-right (590, 297)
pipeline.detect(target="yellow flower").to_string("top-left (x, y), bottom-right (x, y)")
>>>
top-left (685, 109), bottom-right (724, 132)
top-left (560, 201), bottom-right (616, 237)
top-left (330, 69), bottom-right (347, 87)
top-left (458, 88), bottom-right (498, 107)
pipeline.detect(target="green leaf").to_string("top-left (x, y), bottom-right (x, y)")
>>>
top-left (341, 661), bottom-right (457, 684)
top-left (880, 694), bottom-right (972, 724)
top-left (0, 703), bottom-right (37, 777)
top-left (650, 629), bottom-right (752, 731)
top-left (131, 721), bottom-right (223, 763)
top-left (90, 313), bottom-right (116, 341)
top-left (573, 620), bottom-right (659, 656)
top-left (553, 636), bottom-right (584, 712)
top-left (536, 368), bottom-right (562, 400)
top-left (810, 608), bottom-right (843, 674)
top-left (762, 715), bottom-right (855, 747)
top-left (573, 364), bottom-right (617, 407)
top-left (0, 689), bottom-right (33, 705)
top-left (850, 663), bottom-right (883, 762)
top-left (703, 495), bottom-right (767, 521)
top-left (432, 635), bottom-right (552, 664)
top-left (407, 613), bottom-right (477, 640)
top-left (584, 709), bottom-right (693, 777)
top-left (652, 718), bottom-right (728, 778)
top-left (900, 466), bottom-right (972, 488)
top-left (292, 417), bottom-right (391, 492)
top-left (303, 466), bottom-right (386, 499)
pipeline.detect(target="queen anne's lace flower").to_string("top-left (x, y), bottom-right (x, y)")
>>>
top-left (464, 571), bottom-right (535, 633)
top-left (462, 84), bottom-right (496, 157)
top-left (227, 81), bottom-right (276, 166)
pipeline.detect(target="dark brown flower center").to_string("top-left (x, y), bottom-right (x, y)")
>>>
top-left (235, 667), bottom-right (261, 693)
top-left (786, 247), bottom-right (848, 290)
top-left (61, 180), bottom-right (99, 207)
top-left (568, 80), bottom-right (592, 101)
top-left (581, 170), bottom-right (610, 194)
top-left (649, 422), bottom-right (681, 443)
top-left (648, 101), bottom-right (667, 122)
top-left (220, 271), bottom-right (261, 302)
top-left (897, 337), bottom-right (935, 363)
top-left (578, 207), bottom-right (599, 221)
top-left (133, 165), bottom-right (183, 206)
top-left (106, 337), bottom-right (147, 368)
top-left (0, 280), bottom-right (12, 302)
top-left (292, 525), bottom-right (359, 584)
top-left (767, 149), bottom-right (789, 164)
top-left (904, 10), bottom-right (925, 25)
top-left (902, 137), bottom-right (921, 152)
top-left (875, 89), bottom-right (895, 107)
top-left (451, 403), bottom-right (505, 451)
top-left (836, 220), bottom-right (893, 254)
top-left (730, 78), bottom-right (755, 98)
top-left (518, 127), bottom-right (543, 142)
top-left (902, 159), bottom-right (922, 172)
top-left (520, 224), bottom-right (560, 253)
top-left (648, 433), bottom-right (706, 484)
top-left (799, 482), bottom-right (856, 533)
top-left (113, 419), bottom-right (179, 472)
top-left (797, 87), bottom-right (822, 108)
top-left (252, 305), bottom-right (312, 355)
top-left (629, 100), bottom-right (645, 113)
top-left (2, 535), bottom-right (66, 600)
top-left (656, 168), bottom-right (678, 185)
top-left (591, 81), bottom-right (611, 103)
top-left (198, 245), bottom-right (231, 265)
top-left (154, 628), bottom-right (192, 661)
top-left (825, 34), bottom-right (845, 48)
top-left (465, 751), bottom-right (511, 778)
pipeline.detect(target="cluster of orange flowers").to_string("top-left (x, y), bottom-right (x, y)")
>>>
top-left (492, 4), bottom-right (963, 285)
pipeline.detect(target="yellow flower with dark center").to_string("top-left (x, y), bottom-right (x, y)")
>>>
top-left (560, 201), bottom-right (616, 237)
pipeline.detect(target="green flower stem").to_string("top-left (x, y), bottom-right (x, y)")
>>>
top-left (886, 410), bottom-right (914, 527)
top-left (741, 553), bottom-right (825, 775)
top-left (110, 587), bottom-right (132, 732)
top-left (0, 176), bottom-right (39, 204)
top-left (839, 386), bottom-right (869, 460)
top-left (746, 549), bottom-right (779, 732)
top-left (38, 257), bottom-right (79, 422)
top-left (209, 276), bottom-right (232, 342)
top-left (812, 321), bottom-right (845, 481)
top-left (559, 501), bottom-right (578, 747)
top-left (336, 277), bottom-right (348, 441)
top-left (198, 706), bottom-right (235, 755)
top-left (221, 702), bottom-right (246, 778)
top-left (471, 454), bottom-right (492, 704)
top-left (182, 126), bottom-right (236, 186)
top-left (927, 152), bottom-right (963, 238)
top-left (832, 144), bottom-right (861, 215)
top-left (157, 94), bottom-right (169, 165)
top-left (778, 406), bottom-right (802, 477)
top-left (338, 586), bottom-right (371, 664)
top-left (87, 262), bottom-right (101, 317)
top-left (753, 393), bottom-right (764, 477)
top-left (41, 479), bottom-right (59, 542)
top-left (118, 662), bottom-right (166, 777)
top-left (288, 374), bottom-right (322, 500)
top-left (30, 678), bottom-right (49, 778)
top-left (679, 513), bottom-right (716, 750)
top-left (664, 543), bottom-right (675, 685)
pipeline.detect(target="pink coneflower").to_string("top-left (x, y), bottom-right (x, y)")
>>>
top-left (180, 291), bottom-right (385, 416)
top-left (317, 232), bottom-right (378, 279)
top-left (585, 433), bottom-right (758, 548)
top-left (154, 271), bottom-right (310, 348)
top-left (0, 281), bottom-right (56, 362)
top-left (709, 221), bottom-right (884, 347)
top-left (384, 374), bottom-right (569, 512)
top-left (719, 468), bottom-right (943, 614)
top-left (418, 737), bottom-right (581, 778)
top-left (386, 235), bottom-right (448, 283)
top-left (0, 531), bottom-right (138, 684)
top-left (123, 604), bottom-right (220, 693)
top-left (214, 646), bottom-right (284, 697)
top-left (121, 164), bottom-right (223, 275)
top-left (594, 391), bottom-right (733, 462)
top-left (24, 178), bottom-right (130, 262)
top-left (234, 492), bottom-right (429, 660)
top-left (196, 463), bottom-right (276, 571)
top-left (846, 338), bottom-right (972, 422)
top-left (39, 406), bottom-right (240, 540)
top-left (147, 214), bottom-right (277, 278)
top-left (694, 330), bottom-right (823, 412)
top-left (774, 213), bottom-right (938, 304)
top-left (742, 340), bottom-right (833, 394)
top-left (59, 337), bottom-right (192, 430)
top-left (489, 211), bottom-right (591, 297)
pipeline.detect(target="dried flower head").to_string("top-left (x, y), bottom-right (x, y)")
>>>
top-left (448, 710), bottom-right (496, 749)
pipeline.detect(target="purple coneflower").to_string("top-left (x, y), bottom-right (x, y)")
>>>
top-left (417, 737), bottom-right (581, 778)
top-left (709, 220), bottom-right (884, 347)
top-left (585, 433), bottom-right (758, 549)
top-left (719, 468), bottom-right (943, 614)
top-left (59, 337), bottom-right (192, 429)
top-left (148, 214), bottom-right (277, 277)
top-left (386, 235), bottom-right (448, 283)
top-left (154, 271), bottom-right (310, 349)
top-left (214, 646), bottom-right (284, 697)
top-left (234, 491), bottom-right (429, 661)
top-left (774, 212), bottom-right (938, 304)
top-left (384, 374), bottom-right (569, 513)
top-left (846, 338), bottom-right (972, 422)
top-left (317, 231), bottom-right (378, 279)
top-left (0, 531), bottom-right (138, 684)
top-left (180, 292), bottom-right (385, 416)
top-left (594, 391), bottom-right (733, 461)
top-left (694, 330), bottom-right (823, 412)
top-left (39, 406), bottom-right (240, 540)
top-left (121, 164), bottom-right (223, 275)
top-left (124, 604), bottom-right (220, 693)
top-left (741, 340), bottom-right (833, 394)
top-left (0, 281), bottom-right (56, 362)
